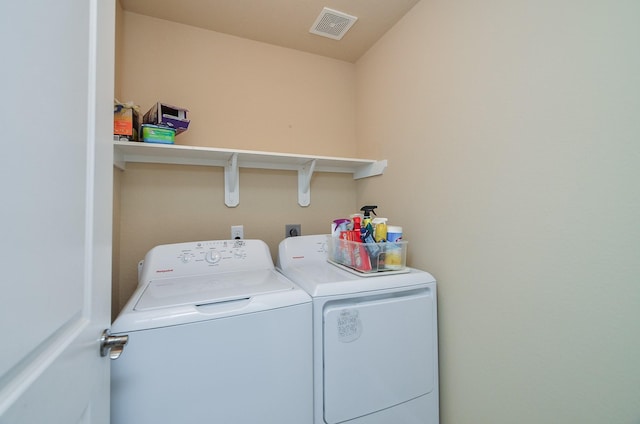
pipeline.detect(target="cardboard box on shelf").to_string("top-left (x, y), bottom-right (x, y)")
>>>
top-left (142, 102), bottom-right (190, 135)
top-left (114, 102), bottom-right (140, 141)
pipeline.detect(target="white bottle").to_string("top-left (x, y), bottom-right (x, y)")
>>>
top-left (386, 225), bottom-right (403, 242)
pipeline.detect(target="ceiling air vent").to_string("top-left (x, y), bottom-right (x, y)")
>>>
top-left (309, 7), bottom-right (358, 40)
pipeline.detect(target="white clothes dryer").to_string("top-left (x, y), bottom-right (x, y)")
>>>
top-left (277, 234), bottom-right (439, 424)
top-left (110, 239), bottom-right (312, 424)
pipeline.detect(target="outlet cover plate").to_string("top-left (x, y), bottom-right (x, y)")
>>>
top-left (231, 225), bottom-right (244, 239)
top-left (285, 224), bottom-right (301, 238)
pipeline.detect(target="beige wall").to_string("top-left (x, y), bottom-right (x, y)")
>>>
top-left (113, 12), bottom-right (360, 315)
top-left (356, 0), bottom-right (640, 423)
top-left (119, 11), bottom-right (357, 156)
top-left (116, 164), bottom-right (357, 313)
top-left (114, 2), bottom-right (640, 421)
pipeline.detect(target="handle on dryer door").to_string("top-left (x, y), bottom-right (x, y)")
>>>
top-left (100, 329), bottom-right (129, 360)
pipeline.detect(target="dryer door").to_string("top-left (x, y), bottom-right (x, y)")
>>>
top-left (323, 288), bottom-right (435, 424)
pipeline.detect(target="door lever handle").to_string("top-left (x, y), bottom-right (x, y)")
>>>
top-left (100, 329), bottom-right (129, 360)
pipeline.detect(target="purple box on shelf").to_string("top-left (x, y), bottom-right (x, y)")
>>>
top-left (142, 102), bottom-right (190, 134)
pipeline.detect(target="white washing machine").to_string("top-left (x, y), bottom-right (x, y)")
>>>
top-left (277, 234), bottom-right (439, 424)
top-left (110, 239), bottom-right (312, 424)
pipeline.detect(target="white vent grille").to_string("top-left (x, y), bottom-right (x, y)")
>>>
top-left (309, 7), bottom-right (358, 40)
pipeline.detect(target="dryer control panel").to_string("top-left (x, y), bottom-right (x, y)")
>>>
top-left (139, 239), bottom-right (274, 284)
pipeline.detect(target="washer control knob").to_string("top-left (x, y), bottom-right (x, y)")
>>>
top-left (205, 250), bottom-right (221, 264)
top-left (180, 253), bottom-right (194, 263)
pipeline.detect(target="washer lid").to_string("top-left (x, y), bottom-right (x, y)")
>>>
top-left (134, 269), bottom-right (294, 311)
top-left (280, 263), bottom-right (433, 297)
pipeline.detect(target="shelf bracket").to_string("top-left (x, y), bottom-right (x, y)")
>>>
top-left (224, 153), bottom-right (239, 207)
top-left (113, 145), bottom-right (126, 171)
top-left (297, 159), bottom-right (317, 207)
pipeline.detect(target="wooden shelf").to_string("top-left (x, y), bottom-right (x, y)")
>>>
top-left (114, 141), bottom-right (387, 207)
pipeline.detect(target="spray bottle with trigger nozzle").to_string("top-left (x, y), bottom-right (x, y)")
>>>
top-left (359, 205), bottom-right (381, 267)
top-left (360, 205), bottom-right (377, 242)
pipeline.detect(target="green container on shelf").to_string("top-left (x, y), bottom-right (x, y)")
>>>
top-left (141, 124), bottom-right (176, 144)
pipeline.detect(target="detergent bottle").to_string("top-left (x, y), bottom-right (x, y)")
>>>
top-left (348, 216), bottom-right (371, 271)
top-left (372, 217), bottom-right (388, 242)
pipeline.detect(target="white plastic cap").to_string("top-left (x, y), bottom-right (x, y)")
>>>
top-left (387, 225), bottom-right (402, 233)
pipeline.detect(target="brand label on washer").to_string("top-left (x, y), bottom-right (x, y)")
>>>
top-left (337, 309), bottom-right (362, 342)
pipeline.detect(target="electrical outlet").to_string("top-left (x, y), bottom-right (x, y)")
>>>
top-left (231, 225), bottom-right (244, 240)
top-left (285, 224), bottom-right (301, 238)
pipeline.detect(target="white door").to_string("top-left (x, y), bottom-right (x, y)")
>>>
top-left (0, 0), bottom-right (115, 423)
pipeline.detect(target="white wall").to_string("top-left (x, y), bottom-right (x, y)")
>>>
top-left (356, 0), bottom-right (640, 422)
